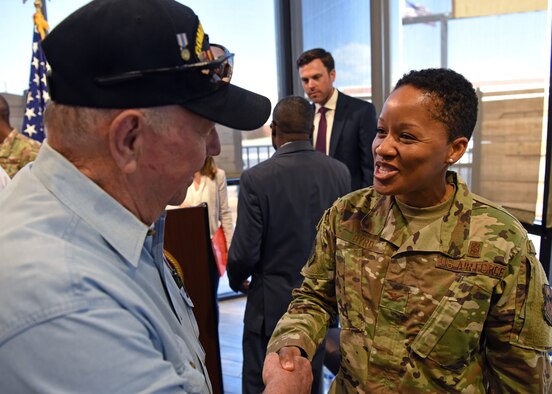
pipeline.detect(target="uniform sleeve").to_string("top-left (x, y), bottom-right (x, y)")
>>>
top-left (226, 171), bottom-right (263, 292)
top-left (267, 204), bottom-right (339, 360)
top-left (485, 239), bottom-right (552, 392)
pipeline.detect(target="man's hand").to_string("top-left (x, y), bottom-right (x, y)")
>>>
top-left (239, 279), bottom-right (250, 293)
top-left (262, 348), bottom-right (312, 394)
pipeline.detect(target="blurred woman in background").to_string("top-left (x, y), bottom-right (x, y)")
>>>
top-left (183, 155), bottom-right (233, 250)
top-left (182, 155), bottom-right (234, 301)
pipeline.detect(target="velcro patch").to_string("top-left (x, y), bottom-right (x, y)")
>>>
top-left (542, 284), bottom-right (552, 326)
top-left (467, 241), bottom-right (482, 258)
top-left (436, 256), bottom-right (506, 278)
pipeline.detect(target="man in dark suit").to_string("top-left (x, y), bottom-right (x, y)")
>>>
top-left (297, 48), bottom-right (377, 190)
top-left (227, 96), bottom-right (351, 394)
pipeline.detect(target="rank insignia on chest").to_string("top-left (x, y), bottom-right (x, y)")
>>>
top-left (467, 241), bottom-right (482, 258)
top-left (542, 284), bottom-right (552, 326)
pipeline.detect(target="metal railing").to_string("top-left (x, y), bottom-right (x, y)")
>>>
top-left (242, 145), bottom-right (275, 169)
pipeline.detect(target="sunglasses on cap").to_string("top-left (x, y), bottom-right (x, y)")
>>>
top-left (94, 43), bottom-right (234, 86)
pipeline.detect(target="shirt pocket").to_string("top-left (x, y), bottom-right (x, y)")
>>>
top-left (173, 335), bottom-right (209, 394)
top-left (410, 275), bottom-right (493, 371)
top-left (335, 235), bottom-right (387, 332)
top-left (180, 289), bottom-right (201, 340)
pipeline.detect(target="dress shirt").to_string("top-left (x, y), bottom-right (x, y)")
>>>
top-left (313, 88), bottom-right (338, 155)
top-left (0, 165), bottom-right (9, 191)
top-left (0, 142), bottom-right (211, 393)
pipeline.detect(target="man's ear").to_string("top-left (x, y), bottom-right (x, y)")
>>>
top-left (108, 110), bottom-right (146, 174)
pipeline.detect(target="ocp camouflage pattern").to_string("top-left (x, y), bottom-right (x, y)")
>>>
top-left (268, 172), bottom-right (552, 393)
top-left (0, 129), bottom-right (41, 178)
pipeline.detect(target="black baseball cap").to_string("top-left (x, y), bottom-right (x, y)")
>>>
top-left (41, 0), bottom-right (271, 130)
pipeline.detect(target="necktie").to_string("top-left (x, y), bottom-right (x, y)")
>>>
top-left (315, 106), bottom-right (328, 154)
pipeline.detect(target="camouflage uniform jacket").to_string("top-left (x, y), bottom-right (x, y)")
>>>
top-left (0, 129), bottom-right (41, 178)
top-left (268, 172), bottom-right (552, 393)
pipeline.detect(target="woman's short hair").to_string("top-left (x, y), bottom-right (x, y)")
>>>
top-left (394, 68), bottom-right (478, 141)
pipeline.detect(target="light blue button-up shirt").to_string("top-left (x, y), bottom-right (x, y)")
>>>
top-left (0, 142), bottom-right (212, 393)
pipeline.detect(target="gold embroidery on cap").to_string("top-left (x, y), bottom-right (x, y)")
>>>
top-left (195, 23), bottom-right (204, 57)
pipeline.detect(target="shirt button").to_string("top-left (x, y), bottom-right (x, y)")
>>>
top-left (189, 361), bottom-right (196, 369)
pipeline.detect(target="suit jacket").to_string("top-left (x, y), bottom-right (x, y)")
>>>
top-left (328, 91), bottom-right (377, 191)
top-left (227, 140), bottom-right (350, 336)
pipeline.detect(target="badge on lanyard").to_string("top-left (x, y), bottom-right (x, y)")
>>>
top-left (164, 249), bottom-right (184, 289)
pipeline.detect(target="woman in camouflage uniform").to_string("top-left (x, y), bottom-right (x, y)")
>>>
top-left (265, 68), bottom-right (552, 393)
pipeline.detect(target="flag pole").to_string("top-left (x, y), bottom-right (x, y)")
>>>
top-left (38, 0), bottom-right (47, 21)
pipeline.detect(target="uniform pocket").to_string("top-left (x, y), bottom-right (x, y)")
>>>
top-left (336, 237), bottom-right (365, 331)
top-left (410, 275), bottom-right (492, 370)
top-left (335, 235), bottom-right (388, 332)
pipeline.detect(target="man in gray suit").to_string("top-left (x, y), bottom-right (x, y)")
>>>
top-left (227, 96), bottom-right (351, 394)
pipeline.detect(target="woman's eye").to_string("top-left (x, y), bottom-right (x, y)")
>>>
top-left (400, 133), bottom-right (416, 141)
top-left (376, 127), bottom-right (387, 136)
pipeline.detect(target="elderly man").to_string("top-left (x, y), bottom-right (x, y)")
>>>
top-left (0, 1), bottom-right (311, 393)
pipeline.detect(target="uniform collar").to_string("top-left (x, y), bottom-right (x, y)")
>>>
top-left (363, 172), bottom-right (473, 258)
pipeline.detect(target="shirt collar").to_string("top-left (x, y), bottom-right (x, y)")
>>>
top-left (279, 141), bottom-right (294, 149)
top-left (315, 88), bottom-right (338, 112)
top-left (32, 141), bottom-right (150, 267)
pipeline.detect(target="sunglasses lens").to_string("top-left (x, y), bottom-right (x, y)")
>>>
top-left (199, 44), bottom-right (234, 84)
top-left (95, 44), bottom-right (234, 88)
top-left (210, 45), bottom-right (228, 60)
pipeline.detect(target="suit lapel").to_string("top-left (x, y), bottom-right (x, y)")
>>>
top-left (330, 91), bottom-right (346, 156)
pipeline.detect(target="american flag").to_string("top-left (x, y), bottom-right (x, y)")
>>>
top-left (22, 24), bottom-right (50, 142)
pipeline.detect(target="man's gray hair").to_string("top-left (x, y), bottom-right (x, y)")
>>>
top-left (44, 103), bottom-right (172, 149)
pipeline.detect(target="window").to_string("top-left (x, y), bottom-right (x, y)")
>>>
top-left (398, 0), bottom-right (550, 228)
top-left (301, 0), bottom-right (372, 100)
